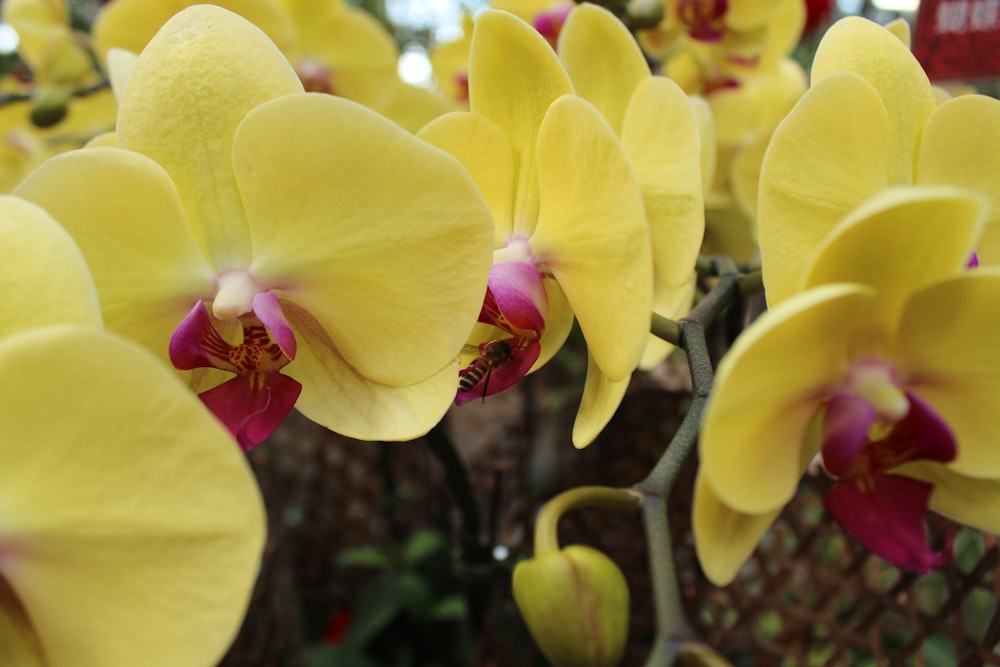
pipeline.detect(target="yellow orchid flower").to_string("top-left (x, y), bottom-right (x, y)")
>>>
top-left (641, 0), bottom-right (804, 75)
top-left (419, 9), bottom-right (653, 448)
top-left (0, 194), bottom-right (265, 666)
top-left (92, 0), bottom-right (453, 131)
top-left (3, 0), bottom-right (96, 90)
top-left (430, 11), bottom-right (475, 106)
top-left (694, 187), bottom-right (1000, 585)
top-left (16, 6), bottom-right (494, 449)
top-left (758, 16), bottom-right (1000, 305)
top-left (557, 3), bottom-right (704, 443)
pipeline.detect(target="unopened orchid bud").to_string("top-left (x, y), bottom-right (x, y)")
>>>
top-left (30, 86), bottom-right (71, 128)
top-left (513, 545), bottom-right (629, 667)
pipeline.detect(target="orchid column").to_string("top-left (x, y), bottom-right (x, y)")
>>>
top-left (16, 6), bottom-right (495, 450)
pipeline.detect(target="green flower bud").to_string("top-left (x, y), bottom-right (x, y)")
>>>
top-left (30, 87), bottom-right (71, 128)
top-left (513, 545), bottom-right (629, 667)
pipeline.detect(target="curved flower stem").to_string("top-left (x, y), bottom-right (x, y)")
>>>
top-left (533, 485), bottom-right (644, 556)
top-left (633, 270), bottom-right (762, 667)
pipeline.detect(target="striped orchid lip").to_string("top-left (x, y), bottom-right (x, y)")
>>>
top-left (169, 290), bottom-right (301, 451)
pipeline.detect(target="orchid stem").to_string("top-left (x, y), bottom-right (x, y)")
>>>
top-left (634, 269), bottom-right (750, 666)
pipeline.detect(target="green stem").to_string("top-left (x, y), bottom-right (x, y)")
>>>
top-left (533, 486), bottom-right (643, 556)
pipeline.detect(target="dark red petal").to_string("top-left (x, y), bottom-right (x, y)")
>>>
top-left (824, 474), bottom-right (947, 573)
top-left (888, 391), bottom-right (956, 466)
top-left (455, 340), bottom-right (541, 406)
top-left (480, 262), bottom-right (547, 337)
top-left (169, 301), bottom-right (238, 372)
top-left (252, 291), bottom-right (296, 360)
top-left (199, 373), bottom-right (302, 451)
top-left (821, 393), bottom-right (876, 477)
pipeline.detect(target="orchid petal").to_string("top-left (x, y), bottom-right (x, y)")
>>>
top-left (821, 393), bottom-right (876, 477)
top-left (115, 5), bottom-right (303, 269)
top-left (455, 339), bottom-right (540, 405)
top-left (558, 3), bottom-right (649, 134)
top-left (0, 196), bottom-right (101, 335)
top-left (93, 0), bottom-right (297, 65)
top-left (572, 354), bottom-right (631, 449)
top-left (199, 372), bottom-right (303, 451)
top-left (701, 284), bottom-right (877, 514)
top-left (252, 291), bottom-right (296, 360)
top-left (282, 303), bottom-right (460, 440)
top-left (14, 148), bottom-right (216, 371)
top-left (895, 461), bottom-right (1000, 534)
top-left (469, 10), bottom-right (573, 236)
top-left (419, 111), bottom-right (516, 245)
top-left (824, 474), bottom-right (944, 572)
top-left (621, 77), bottom-right (706, 290)
top-left (693, 473), bottom-right (780, 586)
top-left (758, 71), bottom-right (889, 306)
top-left (169, 302), bottom-right (238, 373)
top-left (895, 271), bottom-right (1000, 478)
top-left (532, 95), bottom-right (651, 381)
top-left (916, 95), bottom-right (1000, 265)
top-left (532, 278), bottom-right (575, 372)
top-left (802, 186), bottom-right (987, 335)
top-left (485, 262), bottom-right (548, 336)
top-left (0, 325), bottom-right (264, 667)
top-left (811, 16), bottom-right (936, 185)
top-left (232, 93), bottom-right (493, 387)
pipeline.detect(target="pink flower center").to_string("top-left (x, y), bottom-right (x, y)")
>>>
top-left (678, 0), bottom-right (729, 41)
top-left (819, 360), bottom-right (956, 572)
top-left (170, 289), bottom-right (301, 451)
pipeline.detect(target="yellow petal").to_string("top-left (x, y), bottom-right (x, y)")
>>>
top-left (419, 111), bottom-right (516, 246)
top-left (895, 271), bottom-right (1000, 478)
top-left (621, 77), bottom-right (705, 290)
top-left (531, 277), bottom-right (575, 373)
top-left (811, 16), bottom-right (936, 185)
top-left (690, 95), bottom-right (717, 197)
top-left (558, 3), bottom-right (649, 134)
top-left (0, 195), bottom-right (101, 334)
top-left (380, 82), bottom-right (457, 134)
top-left (701, 284), bottom-right (877, 513)
top-left (469, 10), bottom-right (573, 236)
top-left (92, 0), bottom-right (297, 64)
top-left (106, 48), bottom-right (136, 104)
top-left (729, 131), bottom-right (769, 222)
top-left (916, 94), bottom-right (1000, 265)
top-left (232, 94), bottom-right (494, 387)
top-left (0, 574), bottom-right (42, 667)
top-left (115, 5), bottom-right (303, 269)
top-left (531, 95), bottom-right (651, 381)
top-left (803, 186), bottom-right (987, 336)
top-left (14, 147), bottom-right (217, 371)
top-left (572, 353), bottom-right (631, 448)
top-left (282, 302), bottom-right (459, 440)
top-left (692, 472), bottom-right (780, 586)
top-left (894, 461), bottom-right (1000, 534)
top-left (758, 71), bottom-right (889, 306)
top-left (0, 325), bottom-right (264, 667)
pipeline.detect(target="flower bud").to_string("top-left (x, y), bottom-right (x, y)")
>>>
top-left (513, 545), bottom-right (629, 667)
top-left (30, 87), bottom-right (71, 128)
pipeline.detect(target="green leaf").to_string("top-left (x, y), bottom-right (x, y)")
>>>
top-left (402, 529), bottom-right (446, 565)
top-left (338, 545), bottom-right (395, 570)
top-left (343, 577), bottom-right (404, 648)
top-left (428, 595), bottom-right (467, 620)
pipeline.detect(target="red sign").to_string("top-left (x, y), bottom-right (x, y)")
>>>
top-left (913, 0), bottom-right (1000, 80)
